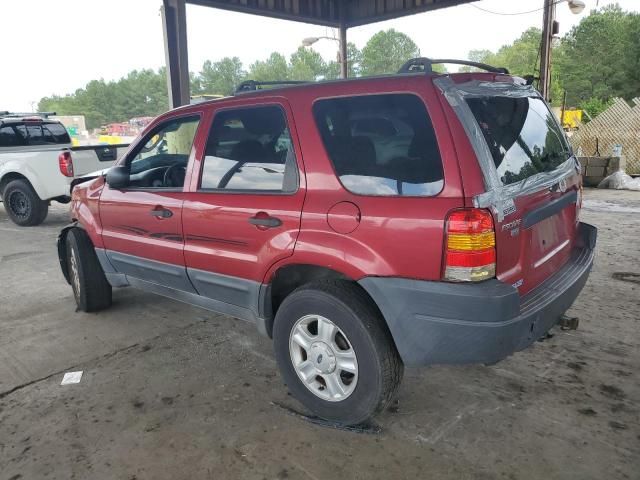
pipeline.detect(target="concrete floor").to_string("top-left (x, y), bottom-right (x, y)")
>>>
top-left (1, 189), bottom-right (638, 480)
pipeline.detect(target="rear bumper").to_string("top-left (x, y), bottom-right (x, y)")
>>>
top-left (359, 222), bottom-right (597, 366)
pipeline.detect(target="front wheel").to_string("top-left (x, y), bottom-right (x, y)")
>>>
top-left (2, 179), bottom-right (48, 226)
top-left (273, 280), bottom-right (403, 425)
top-left (66, 228), bottom-right (112, 312)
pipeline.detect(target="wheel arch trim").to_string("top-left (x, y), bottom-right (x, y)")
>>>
top-left (57, 222), bottom-right (83, 284)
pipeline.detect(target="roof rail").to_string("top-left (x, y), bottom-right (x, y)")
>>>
top-left (0, 111), bottom-right (57, 119)
top-left (398, 58), bottom-right (509, 75)
top-left (235, 80), bottom-right (309, 94)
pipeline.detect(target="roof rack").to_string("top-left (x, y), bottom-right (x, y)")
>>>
top-left (398, 58), bottom-right (509, 75)
top-left (235, 80), bottom-right (309, 94)
top-left (0, 111), bottom-right (57, 119)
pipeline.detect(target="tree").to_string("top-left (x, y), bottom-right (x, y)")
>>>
top-left (556, 5), bottom-right (640, 106)
top-left (469, 28), bottom-right (541, 78)
top-left (579, 97), bottom-right (615, 120)
top-left (360, 29), bottom-right (420, 76)
top-left (289, 47), bottom-right (326, 81)
top-left (248, 52), bottom-right (289, 82)
top-left (325, 42), bottom-right (362, 79)
top-left (199, 57), bottom-right (245, 96)
top-left (38, 68), bottom-right (169, 129)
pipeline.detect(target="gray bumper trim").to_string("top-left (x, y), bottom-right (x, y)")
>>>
top-left (359, 223), bottom-right (596, 366)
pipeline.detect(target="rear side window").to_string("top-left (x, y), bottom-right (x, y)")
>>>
top-left (0, 125), bottom-right (26, 147)
top-left (43, 122), bottom-right (72, 143)
top-left (466, 96), bottom-right (571, 186)
top-left (6, 121), bottom-right (71, 146)
top-left (200, 105), bottom-right (298, 193)
top-left (313, 94), bottom-right (444, 196)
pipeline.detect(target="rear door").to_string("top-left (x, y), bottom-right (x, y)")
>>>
top-left (182, 101), bottom-right (305, 310)
top-left (465, 94), bottom-right (580, 294)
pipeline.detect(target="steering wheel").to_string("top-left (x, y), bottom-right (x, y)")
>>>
top-left (163, 164), bottom-right (186, 187)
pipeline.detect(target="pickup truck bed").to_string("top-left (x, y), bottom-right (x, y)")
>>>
top-left (0, 143), bottom-right (127, 201)
top-left (0, 116), bottom-right (129, 225)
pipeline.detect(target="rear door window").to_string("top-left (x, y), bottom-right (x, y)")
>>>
top-left (126, 115), bottom-right (200, 189)
top-left (200, 105), bottom-right (299, 193)
top-left (466, 96), bottom-right (571, 185)
top-left (313, 94), bottom-right (444, 197)
top-left (18, 122), bottom-right (71, 146)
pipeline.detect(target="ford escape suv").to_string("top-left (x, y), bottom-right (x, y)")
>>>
top-left (58, 58), bottom-right (596, 425)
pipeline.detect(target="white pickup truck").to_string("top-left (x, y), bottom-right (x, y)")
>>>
top-left (0, 113), bottom-right (129, 226)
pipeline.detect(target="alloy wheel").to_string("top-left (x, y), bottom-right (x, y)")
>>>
top-left (289, 314), bottom-right (358, 402)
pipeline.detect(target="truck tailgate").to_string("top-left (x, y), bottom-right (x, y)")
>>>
top-left (71, 144), bottom-right (128, 176)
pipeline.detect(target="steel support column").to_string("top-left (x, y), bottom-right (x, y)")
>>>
top-left (339, 25), bottom-right (348, 78)
top-left (338, 1), bottom-right (348, 79)
top-left (539, 0), bottom-right (556, 102)
top-left (162, 0), bottom-right (190, 108)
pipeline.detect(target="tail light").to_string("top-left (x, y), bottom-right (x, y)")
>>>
top-left (443, 208), bottom-right (496, 282)
top-left (58, 151), bottom-right (74, 177)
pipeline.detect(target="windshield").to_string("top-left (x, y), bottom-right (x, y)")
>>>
top-left (466, 96), bottom-right (571, 186)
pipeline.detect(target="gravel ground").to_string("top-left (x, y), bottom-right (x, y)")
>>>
top-left (0, 188), bottom-right (638, 480)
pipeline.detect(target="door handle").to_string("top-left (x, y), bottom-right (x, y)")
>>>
top-left (150, 207), bottom-right (173, 218)
top-left (248, 214), bottom-right (282, 228)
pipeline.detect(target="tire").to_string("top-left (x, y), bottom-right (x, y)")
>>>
top-left (2, 179), bottom-right (48, 226)
top-left (66, 228), bottom-right (112, 312)
top-left (273, 279), bottom-right (403, 425)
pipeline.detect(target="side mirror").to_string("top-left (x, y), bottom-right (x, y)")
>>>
top-left (105, 165), bottom-right (130, 189)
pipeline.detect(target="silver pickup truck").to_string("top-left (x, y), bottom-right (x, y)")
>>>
top-left (0, 112), bottom-right (129, 226)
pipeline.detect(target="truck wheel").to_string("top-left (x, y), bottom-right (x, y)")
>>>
top-left (3, 179), bottom-right (48, 226)
top-left (66, 228), bottom-right (112, 312)
top-left (273, 279), bottom-right (403, 425)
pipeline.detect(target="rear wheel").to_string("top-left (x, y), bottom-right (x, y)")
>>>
top-left (66, 228), bottom-right (112, 312)
top-left (3, 179), bottom-right (48, 226)
top-left (273, 280), bottom-right (403, 425)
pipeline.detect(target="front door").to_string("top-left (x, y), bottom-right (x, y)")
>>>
top-left (182, 102), bottom-right (305, 311)
top-left (100, 114), bottom-right (201, 291)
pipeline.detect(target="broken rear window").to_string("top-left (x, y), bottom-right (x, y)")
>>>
top-left (466, 96), bottom-right (571, 186)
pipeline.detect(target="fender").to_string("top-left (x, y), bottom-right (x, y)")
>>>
top-left (70, 176), bottom-right (107, 248)
top-left (59, 176), bottom-right (107, 283)
top-left (57, 221), bottom-right (81, 284)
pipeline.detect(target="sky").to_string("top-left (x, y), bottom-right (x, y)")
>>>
top-left (1, 0), bottom-right (638, 112)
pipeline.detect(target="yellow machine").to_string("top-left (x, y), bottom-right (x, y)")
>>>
top-left (561, 109), bottom-right (583, 130)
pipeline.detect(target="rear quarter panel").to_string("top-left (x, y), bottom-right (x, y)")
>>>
top-left (0, 147), bottom-right (69, 200)
top-left (264, 76), bottom-right (466, 282)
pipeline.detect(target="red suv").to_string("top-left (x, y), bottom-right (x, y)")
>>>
top-left (58, 58), bottom-right (596, 425)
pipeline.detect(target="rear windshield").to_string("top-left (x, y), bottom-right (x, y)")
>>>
top-left (466, 96), bottom-right (570, 186)
top-left (313, 94), bottom-right (444, 197)
top-left (0, 121), bottom-right (70, 147)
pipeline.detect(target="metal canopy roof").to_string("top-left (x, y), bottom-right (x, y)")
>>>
top-left (186, 0), bottom-right (474, 28)
top-left (162, 0), bottom-right (476, 108)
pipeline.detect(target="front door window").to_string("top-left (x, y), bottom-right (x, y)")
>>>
top-left (126, 116), bottom-right (200, 189)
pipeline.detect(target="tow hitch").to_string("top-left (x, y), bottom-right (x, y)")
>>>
top-left (559, 314), bottom-right (579, 330)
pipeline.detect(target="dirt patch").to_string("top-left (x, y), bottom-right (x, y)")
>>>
top-left (599, 384), bottom-right (626, 400)
top-left (612, 272), bottom-right (640, 284)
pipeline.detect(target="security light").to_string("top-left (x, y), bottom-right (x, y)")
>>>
top-left (567, 0), bottom-right (586, 14)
